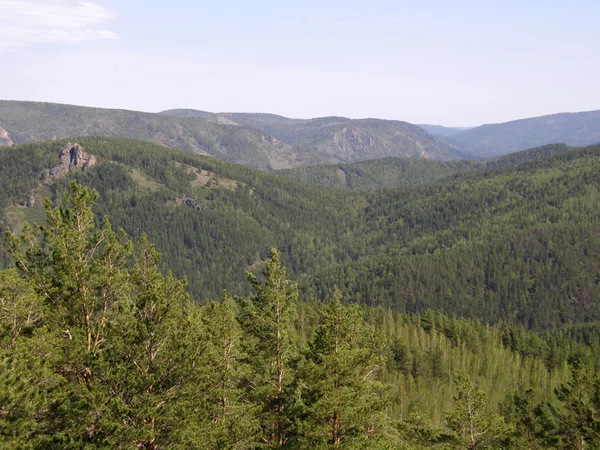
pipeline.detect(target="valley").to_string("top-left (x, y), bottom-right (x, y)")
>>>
top-left (1, 114), bottom-right (599, 449)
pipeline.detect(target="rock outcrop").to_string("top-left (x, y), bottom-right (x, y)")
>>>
top-left (49, 143), bottom-right (97, 178)
top-left (16, 190), bottom-right (36, 208)
top-left (0, 127), bottom-right (13, 147)
top-left (174, 196), bottom-right (206, 212)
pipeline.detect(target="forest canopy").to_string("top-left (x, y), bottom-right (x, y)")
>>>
top-left (1, 181), bottom-right (599, 448)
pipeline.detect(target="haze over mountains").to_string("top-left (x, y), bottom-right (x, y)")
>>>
top-left (162, 109), bottom-right (458, 162)
top-left (415, 124), bottom-right (471, 137)
top-left (0, 101), bottom-right (458, 170)
top-left (2, 100), bottom-right (599, 169)
top-left (443, 109), bottom-right (600, 158)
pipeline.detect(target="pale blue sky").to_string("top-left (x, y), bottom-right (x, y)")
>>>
top-left (1, 0), bottom-right (599, 126)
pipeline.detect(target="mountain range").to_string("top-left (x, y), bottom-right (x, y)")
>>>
top-left (416, 124), bottom-right (471, 137)
top-left (442, 110), bottom-right (600, 158)
top-left (0, 101), bottom-right (458, 169)
top-left (2, 100), bottom-right (599, 168)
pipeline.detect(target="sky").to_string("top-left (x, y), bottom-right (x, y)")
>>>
top-left (0, 0), bottom-right (599, 126)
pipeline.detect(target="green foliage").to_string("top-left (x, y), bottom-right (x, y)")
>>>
top-left (1, 183), bottom-right (599, 447)
top-left (297, 289), bottom-right (392, 448)
top-left (278, 157), bottom-right (475, 190)
top-left (2, 182), bottom-right (207, 448)
top-left (237, 248), bottom-right (298, 447)
top-left (549, 361), bottom-right (600, 449)
top-left (445, 372), bottom-right (508, 449)
top-left (2, 138), bottom-right (600, 332)
top-left (198, 296), bottom-right (260, 448)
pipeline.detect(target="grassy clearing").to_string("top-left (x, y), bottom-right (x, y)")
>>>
top-left (4, 185), bottom-right (51, 233)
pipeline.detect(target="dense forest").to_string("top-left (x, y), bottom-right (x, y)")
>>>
top-left (1, 183), bottom-right (599, 448)
top-left (1, 139), bottom-right (599, 332)
top-left (277, 157), bottom-right (475, 190)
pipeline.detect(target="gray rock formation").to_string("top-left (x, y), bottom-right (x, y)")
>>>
top-left (49, 143), bottom-right (97, 178)
top-left (0, 127), bottom-right (13, 147)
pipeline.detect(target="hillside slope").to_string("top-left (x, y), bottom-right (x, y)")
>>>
top-left (449, 109), bottom-right (600, 157)
top-left (1, 138), bottom-right (599, 330)
top-left (164, 110), bottom-right (464, 163)
top-left (0, 101), bottom-right (295, 170)
top-left (0, 137), bottom-right (361, 297)
top-left (277, 156), bottom-right (475, 190)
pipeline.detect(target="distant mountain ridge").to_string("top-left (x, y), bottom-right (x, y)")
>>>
top-left (417, 124), bottom-right (471, 137)
top-left (447, 109), bottom-right (600, 157)
top-left (0, 100), bottom-right (293, 170)
top-left (0, 101), bottom-right (460, 170)
top-left (162, 109), bottom-right (461, 163)
top-left (4, 101), bottom-right (599, 165)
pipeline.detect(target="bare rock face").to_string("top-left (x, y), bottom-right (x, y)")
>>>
top-left (0, 127), bottom-right (13, 147)
top-left (49, 143), bottom-right (97, 178)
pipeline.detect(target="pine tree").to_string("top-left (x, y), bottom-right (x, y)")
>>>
top-left (0, 269), bottom-right (61, 448)
top-left (298, 288), bottom-right (391, 448)
top-left (100, 236), bottom-right (208, 449)
top-left (499, 387), bottom-right (546, 449)
top-left (5, 181), bottom-right (134, 447)
top-left (3, 182), bottom-right (207, 448)
top-left (446, 372), bottom-right (508, 449)
top-left (237, 248), bottom-right (298, 448)
top-left (548, 360), bottom-right (600, 449)
top-left (199, 294), bottom-right (260, 448)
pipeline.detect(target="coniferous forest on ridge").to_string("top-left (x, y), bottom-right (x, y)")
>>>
top-left (1, 136), bottom-right (600, 448)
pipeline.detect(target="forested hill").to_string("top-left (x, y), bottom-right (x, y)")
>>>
top-left (164, 109), bottom-right (462, 163)
top-left (0, 100), bottom-right (295, 170)
top-left (1, 137), bottom-right (600, 332)
top-left (0, 137), bottom-right (363, 298)
top-left (277, 157), bottom-right (476, 190)
top-left (0, 101), bottom-right (461, 170)
top-left (2, 178), bottom-right (600, 448)
top-left (276, 143), bottom-right (577, 190)
top-left (447, 109), bottom-right (600, 158)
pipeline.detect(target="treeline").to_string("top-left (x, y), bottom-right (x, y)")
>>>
top-left (2, 183), bottom-right (600, 448)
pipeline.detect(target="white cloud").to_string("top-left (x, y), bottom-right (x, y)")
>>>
top-left (0, 0), bottom-right (117, 51)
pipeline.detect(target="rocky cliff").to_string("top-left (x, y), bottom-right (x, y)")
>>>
top-left (49, 143), bottom-right (97, 178)
top-left (0, 127), bottom-right (13, 147)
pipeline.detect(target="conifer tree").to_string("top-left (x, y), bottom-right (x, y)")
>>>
top-left (3, 182), bottom-right (206, 448)
top-left (446, 372), bottom-right (508, 449)
top-left (101, 236), bottom-right (208, 449)
top-left (298, 288), bottom-right (391, 448)
top-left (499, 388), bottom-right (546, 449)
top-left (548, 360), bottom-right (600, 449)
top-left (200, 294), bottom-right (260, 448)
top-left (0, 269), bottom-right (61, 448)
top-left (5, 181), bottom-right (134, 447)
top-left (237, 248), bottom-right (298, 448)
